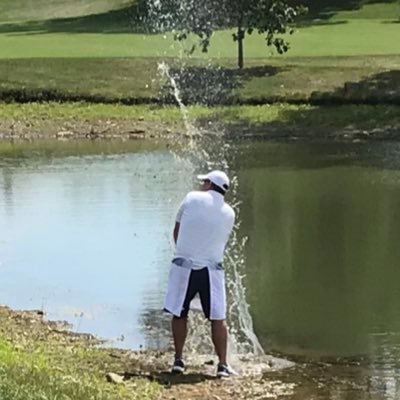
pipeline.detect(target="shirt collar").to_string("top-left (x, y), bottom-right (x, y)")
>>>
top-left (209, 190), bottom-right (225, 200)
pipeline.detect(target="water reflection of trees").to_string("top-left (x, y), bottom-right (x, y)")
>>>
top-left (1, 168), bottom-right (15, 216)
top-left (269, 359), bottom-right (400, 399)
top-left (140, 309), bottom-right (172, 350)
top-left (234, 146), bottom-right (400, 361)
top-left (140, 308), bottom-right (214, 353)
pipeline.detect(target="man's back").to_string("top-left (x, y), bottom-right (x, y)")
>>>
top-left (175, 190), bottom-right (235, 266)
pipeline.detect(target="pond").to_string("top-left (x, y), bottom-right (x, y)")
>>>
top-left (1, 138), bottom-right (400, 398)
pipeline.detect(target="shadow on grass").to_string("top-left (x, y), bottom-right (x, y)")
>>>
top-left (310, 70), bottom-right (400, 104)
top-left (296, 20), bottom-right (348, 27)
top-left (0, 5), bottom-right (150, 35)
top-left (124, 371), bottom-right (216, 386)
top-left (161, 66), bottom-right (400, 106)
top-left (0, 88), bottom-right (160, 104)
top-left (193, 69), bottom-right (400, 140)
top-left (1, 0), bottom-right (397, 35)
top-left (0, 0), bottom-right (397, 39)
top-left (162, 65), bottom-right (284, 105)
top-left (294, 0), bottom-right (398, 24)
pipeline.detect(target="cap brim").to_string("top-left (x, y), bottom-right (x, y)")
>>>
top-left (197, 174), bottom-right (208, 180)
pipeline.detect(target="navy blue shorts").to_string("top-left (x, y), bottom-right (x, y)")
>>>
top-left (171, 267), bottom-right (211, 319)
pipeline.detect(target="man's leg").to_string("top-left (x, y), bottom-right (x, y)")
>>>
top-left (172, 316), bottom-right (188, 360)
top-left (211, 319), bottom-right (228, 365)
top-left (172, 270), bottom-right (197, 361)
top-left (198, 267), bottom-right (228, 367)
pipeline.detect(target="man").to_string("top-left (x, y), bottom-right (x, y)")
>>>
top-left (164, 170), bottom-right (236, 378)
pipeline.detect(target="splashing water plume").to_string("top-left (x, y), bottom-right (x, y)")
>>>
top-left (157, 62), bottom-right (196, 147)
top-left (146, 0), bottom-right (264, 361)
top-left (158, 63), bottom-right (264, 360)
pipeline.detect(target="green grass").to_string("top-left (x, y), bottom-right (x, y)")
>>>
top-left (0, 55), bottom-right (398, 103)
top-left (0, 307), bottom-right (160, 400)
top-left (0, 102), bottom-right (399, 149)
top-left (0, 338), bottom-right (159, 400)
top-left (1, 0), bottom-right (398, 24)
top-left (331, 1), bottom-right (400, 20)
top-left (0, 0), bottom-right (134, 22)
top-left (191, 103), bottom-right (400, 131)
top-left (0, 101), bottom-right (362, 124)
top-left (0, 1), bottom-right (399, 59)
top-left (232, 56), bottom-right (400, 101)
top-left (0, 58), bottom-right (160, 99)
top-left (0, 2), bottom-right (398, 104)
top-left (206, 19), bottom-right (400, 59)
top-left (0, 102), bottom-right (399, 131)
top-left (0, 20), bottom-right (398, 59)
top-left (0, 102), bottom-right (183, 121)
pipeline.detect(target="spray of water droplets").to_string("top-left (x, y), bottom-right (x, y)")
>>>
top-left (158, 63), bottom-right (264, 358)
top-left (138, 0), bottom-right (265, 359)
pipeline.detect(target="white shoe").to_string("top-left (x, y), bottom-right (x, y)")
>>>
top-left (217, 363), bottom-right (237, 378)
top-left (171, 358), bottom-right (185, 374)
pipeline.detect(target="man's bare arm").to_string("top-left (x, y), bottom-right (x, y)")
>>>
top-left (173, 222), bottom-right (180, 244)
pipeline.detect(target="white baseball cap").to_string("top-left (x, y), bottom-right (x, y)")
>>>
top-left (197, 170), bottom-right (230, 192)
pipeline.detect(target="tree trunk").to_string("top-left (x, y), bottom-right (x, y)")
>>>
top-left (238, 28), bottom-right (244, 69)
top-left (237, 11), bottom-right (245, 69)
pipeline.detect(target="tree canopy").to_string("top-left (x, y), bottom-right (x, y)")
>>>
top-left (148, 0), bottom-right (303, 68)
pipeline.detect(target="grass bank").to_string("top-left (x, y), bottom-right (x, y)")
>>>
top-left (0, 0), bottom-right (133, 22)
top-left (0, 307), bottom-right (160, 400)
top-left (0, 2), bottom-right (398, 104)
top-left (0, 1), bottom-right (399, 59)
top-left (0, 20), bottom-right (399, 59)
top-left (0, 2), bottom-right (398, 143)
top-left (0, 306), bottom-right (297, 400)
top-left (0, 55), bottom-right (399, 104)
top-left (0, 102), bottom-right (399, 142)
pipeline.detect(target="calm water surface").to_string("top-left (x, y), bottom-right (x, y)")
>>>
top-left (1, 139), bottom-right (400, 398)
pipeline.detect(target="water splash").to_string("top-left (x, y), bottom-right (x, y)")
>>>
top-left (158, 61), bottom-right (264, 357)
top-left (157, 62), bottom-right (196, 142)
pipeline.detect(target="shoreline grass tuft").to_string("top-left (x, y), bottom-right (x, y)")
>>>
top-left (0, 324), bottom-right (160, 400)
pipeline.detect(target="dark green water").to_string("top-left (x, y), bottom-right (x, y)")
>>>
top-left (238, 142), bottom-right (400, 362)
top-left (1, 139), bottom-right (400, 399)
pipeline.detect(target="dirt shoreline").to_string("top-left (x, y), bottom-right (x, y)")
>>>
top-left (0, 119), bottom-right (179, 142)
top-left (0, 305), bottom-right (298, 400)
top-left (1, 118), bottom-right (399, 143)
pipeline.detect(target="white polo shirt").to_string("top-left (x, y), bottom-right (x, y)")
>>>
top-left (174, 190), bottom-right (235, 267)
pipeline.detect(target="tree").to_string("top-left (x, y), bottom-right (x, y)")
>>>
top-left (157, 0), bottom-right (303, 69)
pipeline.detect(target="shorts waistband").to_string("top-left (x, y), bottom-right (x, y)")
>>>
top-left (172, 257), bottom-right (224, 270)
